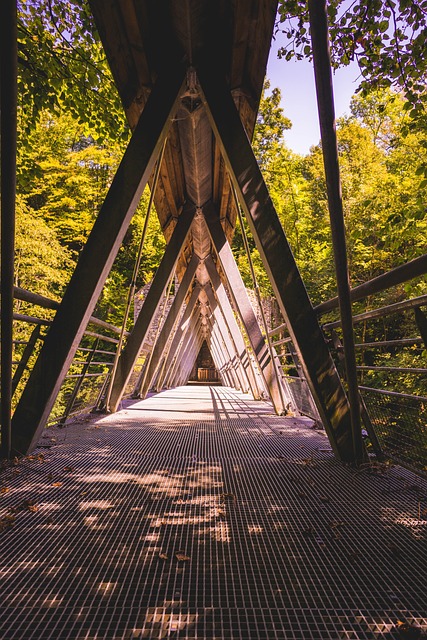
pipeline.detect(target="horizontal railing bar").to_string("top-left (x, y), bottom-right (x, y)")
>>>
top-left (75, 347), bottom-right (116, 356)
top-left (323, 294), bottom-right (427, 330)
top-left (13, 286), bottom-right (128, 336)
top-left (87, 316), bottom-right (129, 337)
top-left (359, 385), bottom-right (427, 403)
top-left (65, 372), bottom-right (108, 379)
top-left (13, 340), bottom-right (29, 345)
top-left (13, 312), bottom-right (50, 326)
top-left (83, 331), bottom-right (120, 344)
top-left (271, 336), bottom-right (293, 346)
top-left (357, 365), bottom-right (427, 374)
top-left (315, 253), bottom-right (427, 315)
top-left (14, 286), bottom-right (59, 310)
top-left (71, 360), bottom-right (113, 367)
top-left (354, 337), bottom-right (423, 349)
top-left (268, 323), bottom-right (287, 337)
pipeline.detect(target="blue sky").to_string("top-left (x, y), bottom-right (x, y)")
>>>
top-left (266, 31), bottom-right (361, 155)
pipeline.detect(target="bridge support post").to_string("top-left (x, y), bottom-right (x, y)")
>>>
top-left (134, 254), bottom-right (199, 399)
top-left (204, 204), bottom-right (288, 415)
top-left (176, 318), bottom-right (203, 386)
top-left (107, 203), bottom-right (197, 411)
top-left (198, 65), bottom-right (358, 461)
top-left (204, 283), bottom-right (248, 392)
top-left (205, 255), bottom-right (262, 399)
top-left (169, 312), bottom-right (201, 388)
top-left (208, 317), bottom-right (239, 389)
top-left (11, 64), bottom-right (186, 454)
top-left (206, 324), bottom-right (230, 387)
top-left (158, 286), bottom-right (201, 389)
top-left (1, 0), bottom-right (17, 459)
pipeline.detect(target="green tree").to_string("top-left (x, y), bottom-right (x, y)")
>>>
top-left (277, 0), bottom-right (427, 119)
top-left (17, 0), bottom-right (128, 142)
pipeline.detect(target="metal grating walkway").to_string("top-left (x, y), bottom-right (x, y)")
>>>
top-left (1, 386), bottom-right (427, 639)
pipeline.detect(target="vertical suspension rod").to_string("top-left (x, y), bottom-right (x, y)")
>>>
top-left (308, 0), bottom-right (364, 463)
top-left (232, 186), bottom-right (287, 413)
top-left (104, 140), bottom-right (166, 411)
top-left (0, 0), bottom-right (18, 458)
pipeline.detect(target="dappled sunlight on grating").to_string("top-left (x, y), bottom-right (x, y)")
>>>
top-left (0, 386), bottom-right (426, 639)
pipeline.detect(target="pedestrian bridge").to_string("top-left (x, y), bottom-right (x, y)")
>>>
top-left (0, 386), bottom-right (426, 639)
top-left (1, 0), bottom-right (427, 638)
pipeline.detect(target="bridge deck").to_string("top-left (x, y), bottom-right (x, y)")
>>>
top-left (0, 386), bottom-right (426, 639)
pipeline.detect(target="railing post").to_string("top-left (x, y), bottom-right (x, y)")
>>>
top-left (0, 0), bottom-right (18, 459)
top-left (308, 0), bottom-right (365, 464)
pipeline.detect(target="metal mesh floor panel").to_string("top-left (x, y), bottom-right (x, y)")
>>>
top-left (1, 386), bottom-right (427, 639)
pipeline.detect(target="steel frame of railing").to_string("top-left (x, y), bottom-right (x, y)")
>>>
top-left (8, 288), bottom-right (121, 431)
top-left (268, 259), bottom-right (427, 474)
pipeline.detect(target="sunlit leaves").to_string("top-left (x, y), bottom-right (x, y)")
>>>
top-left (276, 0), bottom-right (427, 130)
top-left (17, 0), bottom-right (129, 143)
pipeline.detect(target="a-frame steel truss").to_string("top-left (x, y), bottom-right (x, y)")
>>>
top-left (10, 49), bottom-right (360, 463)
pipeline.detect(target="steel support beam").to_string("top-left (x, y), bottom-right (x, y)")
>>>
top-left (1, 0), bottom-right (17, 458)
top-left (11, 64), bottom-right (186, 455)
top-left (206, 317), bottom-right (235, 388)
top-left (135, 254), bottom-right (199, 399)
top-left (198, 64), bottom-right (357, 462)
top-left (159, 286), bottom-right (201, 389)
top-left (205, 255), bottom-right (262, 398)
top-left (204, 283), bottom-right (247, 391)
top-left (309, 0), bottom-right (364, 463)
top-left (169, 311), bottom-right (201, 388)
top-left (208, 316), bottom-right (237, 388)
top-left (11, 324), bottom-right (42, 396)
top-left (108, 203), bottom-right (197, 411)
top-left (206, 327), bottom-right (228, 386)
top-left (207, 327), bottom-right (231, 387)
top-left (176, 318), bottom-right (203, 386)
top-left (211, 323), bottom-right (238, 389)
top-left (183, 331), bottom-right (205, 386)
top-left (203, 205), bottom-right (287, 414)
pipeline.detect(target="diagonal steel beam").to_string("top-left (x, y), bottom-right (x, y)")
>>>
top-left (182, 330), bottom-right (205, 386)
top-left (134, 254), bottom-right (199, 399)
top-left (205, 323), bottom-right (228, 386)
top-left (198, 64), bottom-right (357, 462)
top-left (158, 285), bottom-right (202, 389)
top-left (1, 0), bottom-right (18, 459)
top-left (206, 323), bottom-right (232, 387)
top-left (108, 202), bottom-right (197, 411)
top-left (207, 312), bottom-right (240, 389)
top-left (204, 282), bottom-right (248, 391)
top-left (11, 63), bottom-right (186, 455)
top-left (203, 204), bottom-right (288, 414)
top-left (205, 255), bottom-right (263, 399)
top-left (168, 309), bottom-right (201, 388)
top-left (175, 316), bottom-right (203, 387)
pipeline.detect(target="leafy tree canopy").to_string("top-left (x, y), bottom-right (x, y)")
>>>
top-left (17, 0), bottom-right (129, 142)
top-left (276, 0), bottom-right (427, 130)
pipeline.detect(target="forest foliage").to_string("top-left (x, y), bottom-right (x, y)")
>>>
top-left (13, 0), bottom-right (427, 403)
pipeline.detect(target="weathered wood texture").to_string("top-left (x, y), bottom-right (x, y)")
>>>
top-left (88, 0), bottom-right (277, 261)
